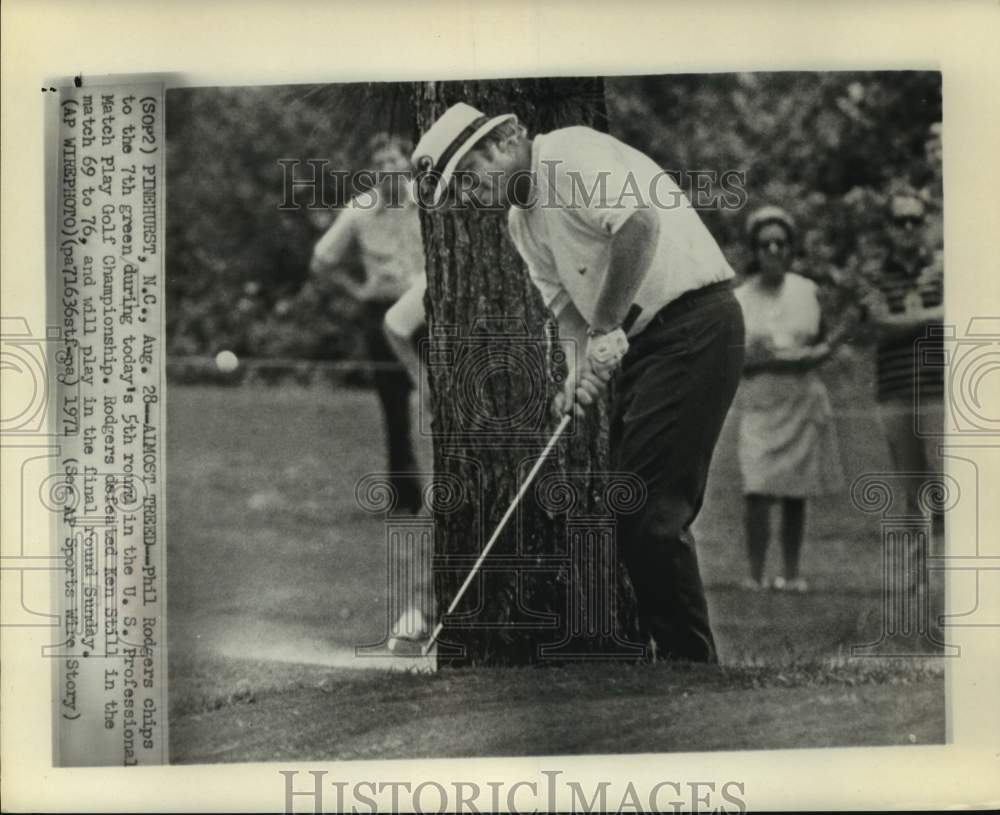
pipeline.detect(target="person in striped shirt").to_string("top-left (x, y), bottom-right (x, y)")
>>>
top-left (856, 189), bottom-right (944, 526)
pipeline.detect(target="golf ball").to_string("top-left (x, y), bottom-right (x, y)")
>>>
top-left (215, 350), bottom-right (239, 373)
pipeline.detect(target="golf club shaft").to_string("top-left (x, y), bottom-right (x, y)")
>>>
top-left (422, 411), bottom-right (573, 655)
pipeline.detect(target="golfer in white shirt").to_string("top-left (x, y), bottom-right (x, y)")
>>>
top-left (413, 104), bottom-right (745, 662)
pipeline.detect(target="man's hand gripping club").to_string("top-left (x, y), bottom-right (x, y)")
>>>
top-left (552, 323), bottom-right (633, 419)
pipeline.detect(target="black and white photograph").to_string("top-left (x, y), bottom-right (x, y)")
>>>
top-left (164, 72), bottom-right (949, 764)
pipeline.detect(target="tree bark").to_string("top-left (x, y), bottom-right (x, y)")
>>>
top-left (413, 78), bottom-right (643, 666)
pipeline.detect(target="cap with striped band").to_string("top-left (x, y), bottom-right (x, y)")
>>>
top-left (412, 102), bottom-right (517, 205)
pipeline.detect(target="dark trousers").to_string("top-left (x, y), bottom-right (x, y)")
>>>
top-left (365, 302), bottom-right (420, 510)
top-left (610, 282), bottom-right (745, 662)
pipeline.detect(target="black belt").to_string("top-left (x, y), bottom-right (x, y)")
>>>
top-left (629, 279), bottom-right (734, 337)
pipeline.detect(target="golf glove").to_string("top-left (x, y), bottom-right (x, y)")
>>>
top-left (585, 327), bottom-right (629, 371)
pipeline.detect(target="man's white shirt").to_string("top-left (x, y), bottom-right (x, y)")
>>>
top-left (506, 126), bottom-right (734, 335)
top-left (313, 186), bottom-right (425, 304)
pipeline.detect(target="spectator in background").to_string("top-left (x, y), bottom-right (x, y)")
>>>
top-left (384, 272), bottom-right (429, 418)
top-left (855, 188), bottom-right (945, 531)
top-left (382, 273), bottom-right (434, 648)
top-left (922, 123), bottom-right (944, 251)
top-left (735, 207), bottom-right (845, 592)
top-left (309, 133), bottom-right (425, 513)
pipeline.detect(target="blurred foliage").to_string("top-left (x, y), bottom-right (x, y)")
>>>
top-left (166, 72), bottom-right (941, 361)
top-left (607, 71), bottom-right (942, 286)
top-left (165, 82), bottom-right (414, 360)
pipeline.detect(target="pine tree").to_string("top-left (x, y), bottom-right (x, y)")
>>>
top-left (413, 78), bottom-right (644, 666)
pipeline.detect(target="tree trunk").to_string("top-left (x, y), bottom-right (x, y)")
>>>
top-left (413, 78), bottom-right (643, 666)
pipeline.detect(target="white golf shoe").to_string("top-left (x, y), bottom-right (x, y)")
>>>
top-left (772, 576), bottom-right (809, 593)
top-left (387, 608), bottom-right (429, 652)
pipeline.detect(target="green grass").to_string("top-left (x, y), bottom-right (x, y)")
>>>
top-left (166, 358), bottom-right (947, 762)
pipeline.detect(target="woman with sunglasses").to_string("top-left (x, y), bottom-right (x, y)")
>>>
top-left (734, 206), bottom-right (845, 592)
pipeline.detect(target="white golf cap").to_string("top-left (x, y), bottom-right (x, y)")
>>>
top-left (412, 102), bottom-right (517, 204)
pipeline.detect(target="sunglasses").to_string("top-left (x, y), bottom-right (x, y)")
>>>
top-left (891, 215), bottom-right (925, 228)
top-left (756, 239), bottom-right (789, 251)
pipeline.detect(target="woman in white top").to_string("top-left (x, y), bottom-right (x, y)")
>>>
top-left (734, 207), bottom-right (845, 592)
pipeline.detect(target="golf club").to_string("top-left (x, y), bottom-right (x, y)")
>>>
top-left (421, 410), bottom-right (572, 655)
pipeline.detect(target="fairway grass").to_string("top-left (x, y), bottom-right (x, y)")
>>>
top-left (167, 377), bottom-right (948, 762)
top-left (169, 654), bottom-right (944, 762)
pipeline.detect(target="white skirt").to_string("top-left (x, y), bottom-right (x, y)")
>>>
top-left (737, 371), bottom-right (845, 497)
